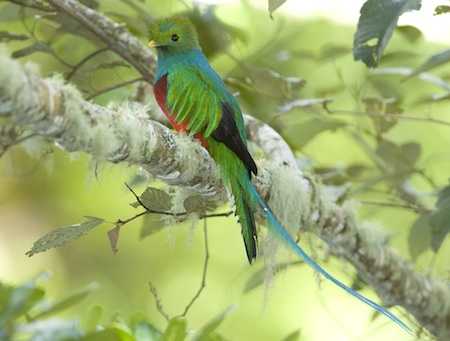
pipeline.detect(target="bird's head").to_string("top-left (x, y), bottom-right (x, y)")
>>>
top-left (149, 17), bottom-right (201, 56)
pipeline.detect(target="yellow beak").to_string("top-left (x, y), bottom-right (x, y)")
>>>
top-left (148, 40), bottom-right (158, 48)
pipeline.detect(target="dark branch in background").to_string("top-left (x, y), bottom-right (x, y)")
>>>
top-left (47, 0), bottom-right (156, 83)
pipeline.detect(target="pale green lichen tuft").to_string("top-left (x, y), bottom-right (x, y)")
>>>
top-left (265, 162), bottom-right (311, 236)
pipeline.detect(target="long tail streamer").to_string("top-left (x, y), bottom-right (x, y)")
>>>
top-left (248, 183), bottom-right (412, 334)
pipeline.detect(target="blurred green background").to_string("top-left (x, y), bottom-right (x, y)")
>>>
top-left (1, 0), bottom-right (449, 340)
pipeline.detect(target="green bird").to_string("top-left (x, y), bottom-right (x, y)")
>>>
top-left (149, 16), bottom-right (411, 334)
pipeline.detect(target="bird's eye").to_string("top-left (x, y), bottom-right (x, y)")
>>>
top-left (171, 34), bottom-right (179, 42)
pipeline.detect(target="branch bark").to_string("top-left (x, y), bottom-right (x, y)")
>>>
top-left (1, 50), bottom-right (449, 339)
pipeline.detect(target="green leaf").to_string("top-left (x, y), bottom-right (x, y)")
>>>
top-left (183, 196), bottom-right (207, 213)
top-left (0, 31), bottom-right (29, 42)
top-left (134, 322), bottom-right (163, 341)
top-left (0, 277), bottom-right (45, 325)
top-left (430, 183), bottom-right (450, 251)
top-left (284, 117), bottom-right (347, 149)
top-left (11, 41), bottom-right (53, 59)
top-left (26, 216), bottom-right (104, 256)
top-left (140, 188), bottom-right (172, 212)
top-left (372, 67), bottom-right (450, 92)
top-left (434, 5), bottom-right (450, 15)
top-left (282, 329), bottom-right (301, 341)
top-left (408, 213), bottom-right (432, 261)
top-left (396, 25), bottom-right (422, 44)
top-left (140, 214), bottom-right (166, 240)
top-left (32, 283), bottom-right (99, 320)
top-left (318, 45), bottom-right (351, 61)
top-left (268, 0), bottom-right (287, 19)
top-left (191, 306), bottom-right (236, 341)
top-left (353, 0), bottom-right (421, 67)
top-left (375, 140), bottom-right (420, 181)
top-left (278, 98), bottom-right (334, 114)
top-left (244, 262), bottom-right (301, 293)
top-left (82, 304), bottom-right (104, 334)
top-left (362, 96), bottom-right (402, 134)
top-left (404, 49), bottom-right (450, 80)
top-left (81, 329), bottom-right (123, 341)
top-left (162, 317), bottom-right (187, 341)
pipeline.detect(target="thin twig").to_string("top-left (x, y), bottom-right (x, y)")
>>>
top-left (149, 282), bottom-right (170, 321)
top-left (178, 221), bottom-right (210, 317)
top-left (360, 200), bottom-right (431, 214)
top-left (327, 107), bottom-right (450, 127)
top-left (124, 183), bottom-right (234, 219)
top-left (66, 47), bottom-right (109, 81)
top-left (85, 77), bottom-right (145, 100)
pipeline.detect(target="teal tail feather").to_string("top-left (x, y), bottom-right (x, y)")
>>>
top-left (247, 182), bottom-right (412, 334)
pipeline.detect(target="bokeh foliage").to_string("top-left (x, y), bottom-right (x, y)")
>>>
top-left (1, 0), bottom-right (450, 340)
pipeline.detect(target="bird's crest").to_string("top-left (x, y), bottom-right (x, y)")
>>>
top-left (149, 16), bottom-right (201, 53)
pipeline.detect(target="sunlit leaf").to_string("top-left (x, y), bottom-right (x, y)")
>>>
top-left (430, 183), bottom-right (450, 251)
top-left (26, 216), bottom-right (104, 256)
top-left (140, 187), bottom-right (172, 212)
top-left (408, 213), bottom-right (432, 261)
top-left (404, 49), bottom-right (450, 80)
top-left (162, 317), bottom-right (186, 341)
top-left (12, 41), bottom-right (52, 59)
top-left (191, 306), bottom-right (236, 341)
top-left (353, 0), bottom-right (421, 67)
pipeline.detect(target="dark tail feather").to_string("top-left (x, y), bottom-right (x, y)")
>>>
top-left (228, 178), bottom-right (258, 263)
top-left (241, 201), bottom-right (257, 263)
top-left (247, 181), bottom-right (412, 335)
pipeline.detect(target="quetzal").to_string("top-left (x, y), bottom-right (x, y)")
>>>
top-left (149, 16), bottom-right (410, 333)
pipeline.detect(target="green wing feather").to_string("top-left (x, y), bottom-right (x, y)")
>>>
top-left (166, 66), bottom-right (225, 138)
